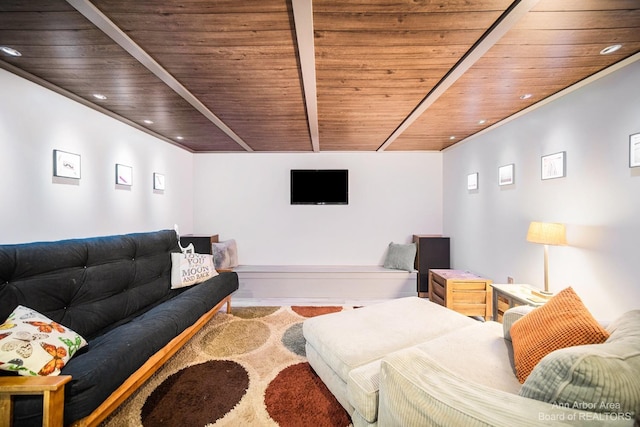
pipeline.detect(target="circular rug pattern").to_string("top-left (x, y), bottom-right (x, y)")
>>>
top-left (265, 362), bottom-right (351, 427)
top-left (141, 360), bottom-right (249, 426)
top-left (201, 319), bottom-right (270, 357)
top-left (292, 306), bottom-right (343, 317)
top-left (232, 306), bottom-right (280, 319)
top-left (282, 322), bottom-right (305, 356)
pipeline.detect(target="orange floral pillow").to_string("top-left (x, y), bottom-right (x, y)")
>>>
top-left (510, 287), bottom-right (609, 383)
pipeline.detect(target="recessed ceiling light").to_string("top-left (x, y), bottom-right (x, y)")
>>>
top-left (449, 136), bottom-right (456, 140)
top-left (600, 44), bottom-right (622, 55)
top-left (176, 136), bottom-right (184, 140)
top-left (0, 46), bottom-right (22, 57)
top-left (92, 93), bottom-right (107, 100)
top-left (520, 93), bottom-right (533, 100)
top-left (478, 119), bottom-right (487, 125)
top-left (143, 119), bottom-right (154, 125)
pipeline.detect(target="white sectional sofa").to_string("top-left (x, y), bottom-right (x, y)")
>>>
top-left (303, 295), bottom-right (640, 426)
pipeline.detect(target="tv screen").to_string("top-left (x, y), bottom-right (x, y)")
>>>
top-left (290, 169), bottom-right (348, 205)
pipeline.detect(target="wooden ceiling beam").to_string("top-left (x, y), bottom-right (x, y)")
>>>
top-left (377, 0), bottom-right (541, 152)
top-left (65, 0), bottom-right (254, 152)
top-left (292, 0), bottom-right (320, 152)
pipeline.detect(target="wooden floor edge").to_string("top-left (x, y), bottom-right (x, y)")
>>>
top-left (71, 295), bottom-right (233, 427)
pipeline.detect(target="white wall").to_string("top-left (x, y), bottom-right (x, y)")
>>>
top-left (443, 58), bottom-right (640, 320)
top-left (193, 152), bottom-right (443, 265)
top-left (0, 69), bottom-right (194, 243)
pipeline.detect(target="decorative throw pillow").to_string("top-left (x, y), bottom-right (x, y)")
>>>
top-left (382, 242), bottom-right (416, 272)
top-left (510, 287), bottom-right (609, 383)
top-left (0, 305), bottom-right (87, 376)
top-left (170, 252), bottom-right (218, 289)
top-left (212, 239), bottom-right (238, 270)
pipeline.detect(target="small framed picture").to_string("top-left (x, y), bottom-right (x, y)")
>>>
top-left (630, 133), bottom-right (640, 168)
top-left (116, 164), bottom-right (133, 186)
top-left (153, 173), bottom-right (165, 190)
top-left (467, 172), bottom-right (478, 190)
top-left (53, 150), bottom-right (81, 179)
top-left (541, 151), bottom-right (566, 180)
top-left (498, 164), bottom-right (514, 186)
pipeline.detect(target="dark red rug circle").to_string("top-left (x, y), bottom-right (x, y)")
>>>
top-left (265, 362), bottom-right (351, 427)
top-left (292, 306), bottom-right (343, 317)
top-left (141, 359), bottom-right (249, 426)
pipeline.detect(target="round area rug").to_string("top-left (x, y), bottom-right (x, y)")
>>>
top-left (101, 306), bottom-right (353, 427)
top-left (141, 360), bottom-right (249, 426)
top-left (265, 362), bottom-right (351, 427)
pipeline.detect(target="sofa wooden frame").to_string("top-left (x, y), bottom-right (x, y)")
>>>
top-left (0, 295), bottom-right (232, 427)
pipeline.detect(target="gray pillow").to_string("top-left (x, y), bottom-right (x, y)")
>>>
top-left (212, 239), bottom-right (238, 269)
top-left (520, 310), bottom-right (640, 415)
top-left (382, 242), bottom-right (416, 272)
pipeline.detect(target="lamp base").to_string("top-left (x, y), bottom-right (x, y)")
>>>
top-left (532, 289), bottom-right (553, 298)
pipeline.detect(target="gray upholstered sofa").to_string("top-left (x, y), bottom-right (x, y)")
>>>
top-left (303, 296), bottom-right (640, 426)
top-left (0, 229), bottom-right (238, 427)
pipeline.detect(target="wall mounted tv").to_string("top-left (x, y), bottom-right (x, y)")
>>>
top-left (290, 169), bottom-right (349, 205)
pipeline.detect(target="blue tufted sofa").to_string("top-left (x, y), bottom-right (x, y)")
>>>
top-left (0, 229), bottom-right (238, 426)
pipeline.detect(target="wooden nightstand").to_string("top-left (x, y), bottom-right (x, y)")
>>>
top-left (428, 269), bottom-right (493, 320)
top-left (491, 283), bottom-right (551, 323)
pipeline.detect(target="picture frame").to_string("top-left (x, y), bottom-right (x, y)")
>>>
top-left (153, 173), bottom-right (165, 190)
top-left (116, 164), bottom-right (133, 186)
top-left (53, 150), bottom-right (81, 179)
top-left (541, 151), bottom-right (566, 180)
top-left (467, 172), bottom-right (478, 190)
top-left (630, 133), bottom-right (640, 168)
top-left (498, 163), bottom-right (514, 186)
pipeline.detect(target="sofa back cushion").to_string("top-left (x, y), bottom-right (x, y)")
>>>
top-left (0, 230), bottom-right (179, 339)
top-left (520, 310), bottom-right (640, 416)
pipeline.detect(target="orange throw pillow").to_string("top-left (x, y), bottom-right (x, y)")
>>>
top-left (510, 287), bottom-right (609, 383)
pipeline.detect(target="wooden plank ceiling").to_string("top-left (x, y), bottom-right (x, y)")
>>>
top-left (1, 0), bottom-right (639, 153)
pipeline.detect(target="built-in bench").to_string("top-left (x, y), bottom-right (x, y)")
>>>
top-left (233, 265), bottom-right (417, 304)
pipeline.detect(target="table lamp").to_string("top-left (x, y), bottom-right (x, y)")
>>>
top-left (526, 221), bottom-right (567, 295)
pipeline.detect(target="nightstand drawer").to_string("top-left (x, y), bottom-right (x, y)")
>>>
top-left (492, 284), bottom-right (550, 323)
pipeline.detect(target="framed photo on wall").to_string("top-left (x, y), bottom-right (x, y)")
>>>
top-left (153, 173), bottom-right (165, 190)
top-left (53, 150), bottom-right (81, 179)
top-left (116, 164), bottom-right (133, 186)
top-left (498, 164), bottom-right (514, 186)
top-left (630, 133), bottom-right (640, 168)
top-left (467, 172), bottom-right (478, 190)
top-left (541, 151), bottom-right (566, 180)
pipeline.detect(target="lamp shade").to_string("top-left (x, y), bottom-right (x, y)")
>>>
top-left (526, 222), bottom-right (567, 246)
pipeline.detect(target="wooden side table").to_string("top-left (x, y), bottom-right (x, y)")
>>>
top-left (179, 234), bottom-right (219, 254)
top-left (492, 283), bottom-right (551, 323)
top-left (428, 269), bottom-right (493, 320)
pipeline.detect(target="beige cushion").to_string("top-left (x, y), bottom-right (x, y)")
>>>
top-left (520, 310), bottom-right (640, 416)
top-left (303, 297), bottom-right (475, 382)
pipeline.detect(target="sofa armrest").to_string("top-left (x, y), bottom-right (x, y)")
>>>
top-left (378, 348), bottom-right (633, 427)
top-left (503, 305), bottom-right (536, 341)
top-left (0, 375), bottom-right (72, 427)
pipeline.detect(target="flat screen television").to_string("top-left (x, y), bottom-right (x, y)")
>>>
top-left (290, 169), bottom-right (348, 205)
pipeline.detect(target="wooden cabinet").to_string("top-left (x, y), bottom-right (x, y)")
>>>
top-left (491, 284), bottom-right (550, 323)
top-left (428, 269), bottom-right (493, 320)
top-left (413, 235), bottom-right (450, 297)
top-left (179, 235), bottom-right (219, 254)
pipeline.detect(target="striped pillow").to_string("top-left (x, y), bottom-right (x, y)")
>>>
top-left (510, 287), bottom-right (609, 383)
